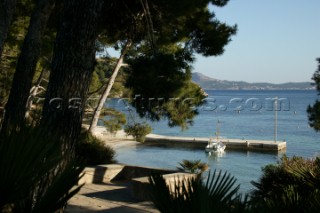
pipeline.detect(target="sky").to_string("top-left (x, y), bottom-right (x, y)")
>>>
top-left (193, 0), bottom-right (320, 83)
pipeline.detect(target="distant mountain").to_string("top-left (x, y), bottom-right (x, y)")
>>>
top-left (192, 72), bottom-right (314, 90)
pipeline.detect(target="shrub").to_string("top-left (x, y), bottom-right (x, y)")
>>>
top-left (250, 155), bottom-right (320, 212)
top-left (102, 108), bottom-right (126, 134)
top-left (124, 122), bottom-right (152, 142)
top-left (77, 131), bottom-right (116, 165)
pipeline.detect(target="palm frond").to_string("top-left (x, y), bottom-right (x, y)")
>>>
top-left (0, 127), bottom-right (61, 207)
top-left (177, 159), bottom-right (208, 174)
top-left (32, 161), bottom-right (84, 213)
top-left (149, 170), bottom-right (242, 213)
top-left (0, 126), bottom-right (84, 212)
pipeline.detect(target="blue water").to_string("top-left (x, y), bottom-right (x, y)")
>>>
top-left (105, 90), bottom-right (320, 193)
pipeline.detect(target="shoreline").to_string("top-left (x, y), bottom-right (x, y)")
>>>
top-left (89, 126), bottom-right (286, 152)
top-left (90, 126), bottom-right (139, 149)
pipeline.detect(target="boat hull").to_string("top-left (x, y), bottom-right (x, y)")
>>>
top-left (205, 141), bottom-right (226, 153)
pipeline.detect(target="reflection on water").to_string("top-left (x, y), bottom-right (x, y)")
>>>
top-left (206, 151), bottom-right (225, 159)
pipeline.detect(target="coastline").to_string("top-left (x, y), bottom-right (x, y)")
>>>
top-left (89, 125), bottom-right (286, 152)
top-left (89, 126), bottom-right (139, 149)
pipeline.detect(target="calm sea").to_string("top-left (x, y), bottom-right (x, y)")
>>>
top-left (107, 90), bottom-right (320, 193)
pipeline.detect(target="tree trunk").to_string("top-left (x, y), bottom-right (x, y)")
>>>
top-left (0, 0), bottom-right (17, 59)
top-left (89, 40), bottom-right (132, 133)
top-left (41, 0), bottom-right (103, 154)
top-left (1, 0), bottom-right (56, 132)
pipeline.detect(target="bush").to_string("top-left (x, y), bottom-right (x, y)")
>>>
top-left (124, 122), bottom-right (152, 142)
top-left (250, 155), bottom-right (320, 212)
top-left (77, 131), bottom-right (116, 165)
top-left (102, 108), bottom-right (126, 134)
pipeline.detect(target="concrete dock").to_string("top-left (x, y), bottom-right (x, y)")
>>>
top-left (145, 134), bottom-right (286, 152)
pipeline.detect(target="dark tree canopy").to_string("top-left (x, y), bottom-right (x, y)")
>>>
top-left (0, 0), bottom-right (237, 133)
top-left (0, 0), bottom-right (18, 58)
top-left (125, 48), bottom-right (206, 129)
top-left (0, 0), bottom-right (33, 106)
top-left (96, 0), bottom-right (236, 129)
top-left (312, 58), bottom-right (320, 92)
top-left (0, 0), bottom-right (237, 210)
top-left (97, 0), bottom-right (237, 55)
top-left (2, 0), bottom-right (56, 132)
top-left (307, 58), bottom-right (320, 131)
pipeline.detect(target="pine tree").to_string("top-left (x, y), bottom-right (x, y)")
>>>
top-left (41, 0), bottom-right (103, 153)
top-left (1, 0), bottom-right (56, 132)
top-left (307, 58), bottom-right (320, 131)
top-left (0, 0), bottom-right (17, 58)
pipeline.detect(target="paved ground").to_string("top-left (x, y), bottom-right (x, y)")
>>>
top-left (66, 182), bottom-right (159, 213)
top-left (67, 127), bottom-right (159, 212)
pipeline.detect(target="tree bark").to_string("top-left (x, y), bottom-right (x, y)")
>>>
top-left (89, 40), bottom-right (132, 133)
top-left (0, 0), bottom-right (17, 59)
top-left (41, 0), bottom-right (103, 153)
top-left (1, 0), bottom-right (56, 132)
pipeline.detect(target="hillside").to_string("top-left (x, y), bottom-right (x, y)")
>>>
top-left (192, 72), bottom-right (314, 90)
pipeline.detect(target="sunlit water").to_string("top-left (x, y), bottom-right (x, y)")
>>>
top-left (104, 90), bottom-right (320, 193)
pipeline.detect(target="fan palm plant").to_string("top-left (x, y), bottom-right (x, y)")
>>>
top-left (149, 170), bottom-right (245, 213)
top-left (177, 159), bottom-right (209, 175)
top-left (0, 126), bottom-right (84, 212)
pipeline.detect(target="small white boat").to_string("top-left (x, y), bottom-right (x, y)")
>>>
top-left (205, 138), bottom-right (226, 153)
top-left (205, 120), bottom-right (226, 153)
